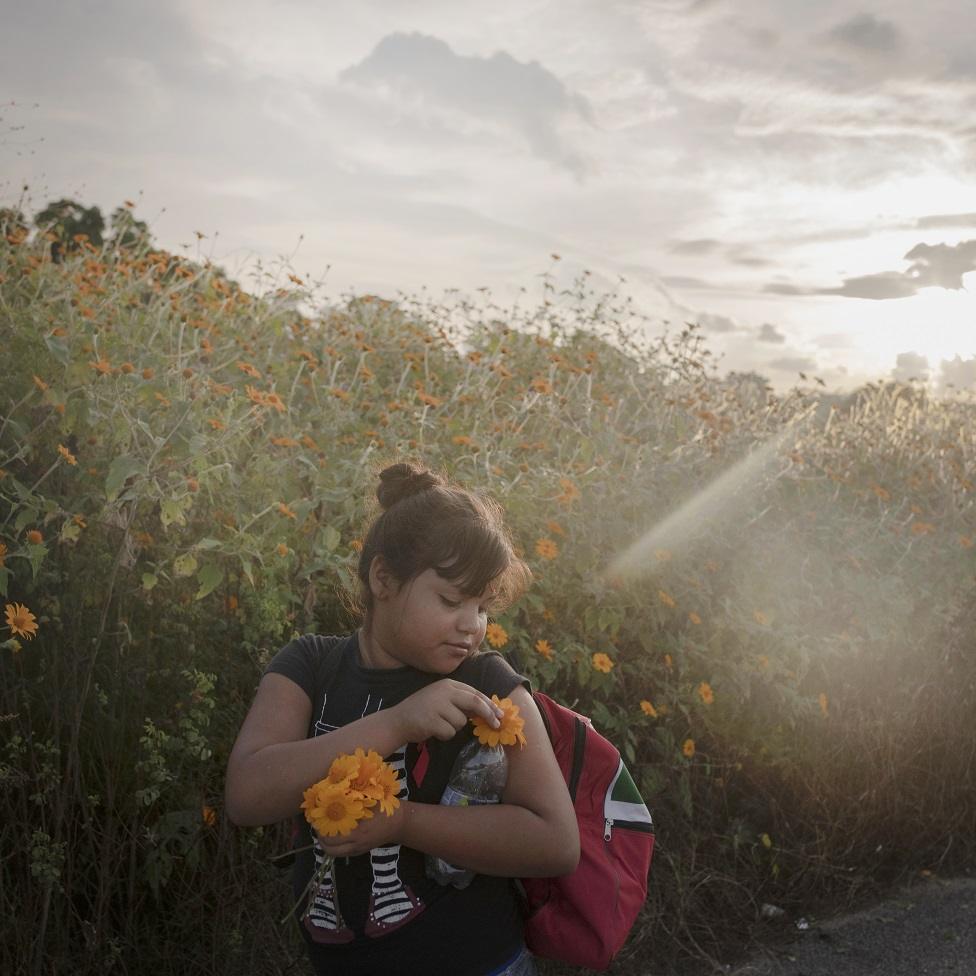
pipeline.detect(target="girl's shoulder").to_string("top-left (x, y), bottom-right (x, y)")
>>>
top-left (263, 632), bottom-right (356, 697)
top-left (453, 649), bottom-right (529, 699)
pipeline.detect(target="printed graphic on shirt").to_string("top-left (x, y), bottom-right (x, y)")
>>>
top-left (304, 689), bottom-right (426, 942)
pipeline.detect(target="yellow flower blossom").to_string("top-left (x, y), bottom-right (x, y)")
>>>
top-left (688, 611), bottom-right (702, 625)
top-left (535, 537), bottom-right (559, 561)
top-left (534, 639), bottom-right (554, 661)
top-left (682, 738), bottom-right (696, 759)
top-left (697, 681), bottom-right (715, 706)
top-left (485, 622), bottom-right (508, 648)
top-left (471, 695), bottom-right (527, 748)
top-left (658, 590), bottom-right (676, 608)
top-left (592, 652), bottom-right (614, 673)
top-left (640, 700), bottom-right (657, 718)
top-left (27, 530), bottom-right (43, 545)
top-left (58, 444), bottom-right (78, 466)
top-left (4, 603), bottom-right (38, 640)
top-left (278, 502), bottom-right (297, 520)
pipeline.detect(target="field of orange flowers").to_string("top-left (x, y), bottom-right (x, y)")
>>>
top-left (2, 212), bottom-right (975, 975)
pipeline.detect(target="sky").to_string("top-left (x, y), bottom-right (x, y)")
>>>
top-left (2, 0), bottom-right (975, 393)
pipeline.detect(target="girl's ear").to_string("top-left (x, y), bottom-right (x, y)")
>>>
top-left (368, 555), bottom-right (397, 601)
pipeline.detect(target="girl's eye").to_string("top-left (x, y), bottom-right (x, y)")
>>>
top-left (440, 596), bottom-right (460, 608)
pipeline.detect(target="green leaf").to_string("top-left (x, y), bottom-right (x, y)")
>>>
top-left (105, 455), bottom-right (144, 502)
top-left (59, 522), bottom-right (82, 544)
top-left (0, 567), bottom-right (9, 598)
top-left (173, 553), bottom-right (198, 578)
top-left (142, 573), bottom-right (158, 591)
top-left (160, 499), bottom-right (186, 529)
top-left (28, 544), bottom-right (47, 580)
top-left (322, 525), bottom-right (341, 552)
top-left (195, 563), bottom-right (224, 600)
top-left (44, 332), bottom-right (70, 365)
top-left (240, 558), bottom-right (255, 587)
top-left (196, 538), bottom-right (222, 550)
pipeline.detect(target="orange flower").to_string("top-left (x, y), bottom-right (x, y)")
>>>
top-left (271, 436), bottom-right (300, 447)
top-left (350, 539), bottom-right (364, 552)
top-left (682, 738), bottom-right (695, 759)
top-left (57, 444), bottom-right (78, 466)
top-left (530, 376), bottom-right (553, 394)
top-left (534, 639), bottom-right (554, 661)
top-left (186, 477), bottom-right (199, 492)
top-left (207, 418), bottom-right (225, 430)
top-left (278, 502), bottom-right (297, 519)
top-left (545, 520), bottom-right (565, 537)
top-left (142, 367), bottom-right (155, 380)
top-left (27, 530), bottom-right (43, 545)
top-left (237, 362), bottom-right (261, 378)
top-left (276, 543), bottom-right (288, 557)
top-left (535, 537), bottom-right (558, 561)
top-left (664, 653), bottom-right (673, 671)
top-left (4, 602), bottom-right (38, 640)
top-left (32, 375), bottom-right (48, 392)
top-left (245, 385), bottom-right (267, 407)
top-left (697, 681), bottom-right (715, 706)
top-left (556, 478), bottom-right (580, 508)
top-left (688, 611), bottom-right (702, 625)
top-left (202, 805), bottom-right (217, 827)
top-left (753, 610), bottom-right (769, 626)
top-left (264, 392), bottom-right (286, 413)
top-left (120, 362), bottom-right (135, 374)
top-left (911, 521), bottom-right (935, 536)
top-left (485, 622), bottom-right (508, 648)
top-left (471, 695), bottom-right (527, 748)
top-left (592, 652), bottom-right (614, 673)
top-left (417, 390), bottom-right (443, 408)
top-left (818, 693), bottom-right (829, 717)
top-left (640, 700), bottom-right (657, 718)
top-left (89, 358), bottom-right (113, 375)
top-left (658, 590), bottom-right (676, 608)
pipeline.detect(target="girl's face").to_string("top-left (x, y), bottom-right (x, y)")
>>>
top-left (366, 565), bottom-right (490, 673)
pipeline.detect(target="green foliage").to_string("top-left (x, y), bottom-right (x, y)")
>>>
top-left (1, 205), bottom-right (975, 974)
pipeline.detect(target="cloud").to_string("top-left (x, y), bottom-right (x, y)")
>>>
top-left (758, 323), bottom-right (785, 344)
top-left (670, 237), bottom-right (721, 255)
top-left (662, 275), bottom-right (713, 289)
top-left (765, 239), bottom-right (976, 300)
top-left (695, 311), bottom-right (740, 333)
top-left (891, 351), bottom-right (930, 383)
top-left (338, 32), bottom-right (595, 178)
top-left (914, 212), bottom-right (976, 229)
top-left (938, 355), bottom-right (976, 391)
top-left (767, 355), bottom-right (818, 373)
top-left (825, 13), bottom-right (903, 54)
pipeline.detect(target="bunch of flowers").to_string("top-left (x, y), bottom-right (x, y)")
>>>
top-left (282, 748), bottom-right (401, 924)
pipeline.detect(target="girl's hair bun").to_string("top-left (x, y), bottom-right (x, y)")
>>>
top-left (376, 462), bottom-right (442, 510)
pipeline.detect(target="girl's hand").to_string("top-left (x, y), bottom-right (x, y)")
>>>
top-left (392, 680), bottom-right (503, 743)
top-left (317, 801), bottom-right (408, 858)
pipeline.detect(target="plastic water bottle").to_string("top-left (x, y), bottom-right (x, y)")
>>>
top-left (425, 738), bottom-right (508, 889)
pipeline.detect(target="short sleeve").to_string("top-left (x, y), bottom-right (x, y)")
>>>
top-left (455, 650), bottom-right (531, 701)
top-left (263, 636), bottom-right (317, 701)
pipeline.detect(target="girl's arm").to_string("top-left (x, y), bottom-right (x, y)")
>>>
top-left (225, 673), bottom-right (504, 827)
top-left (320, 685), bottom-right (581, 877)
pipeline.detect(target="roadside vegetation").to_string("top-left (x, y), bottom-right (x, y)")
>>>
top-left (2, 201), bottom-right (974, 974)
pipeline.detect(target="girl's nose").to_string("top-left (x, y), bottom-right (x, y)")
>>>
top-left (457, 605), bottom-right (480, 634)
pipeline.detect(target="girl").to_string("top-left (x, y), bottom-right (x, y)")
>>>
top-left (225, 462), bottom-right (580, 975)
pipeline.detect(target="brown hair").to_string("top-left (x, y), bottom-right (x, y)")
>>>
top-left (355, 461), bottom-right (530, 616)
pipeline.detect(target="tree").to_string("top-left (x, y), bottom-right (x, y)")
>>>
top-left (34, 198), bottom-right (105, 261)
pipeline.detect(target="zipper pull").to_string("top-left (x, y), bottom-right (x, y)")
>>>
top-left (604, 818), bottom-right (613, 841)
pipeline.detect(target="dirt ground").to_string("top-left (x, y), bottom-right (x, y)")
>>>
top-left (716, 874), bottom-right (976, 976)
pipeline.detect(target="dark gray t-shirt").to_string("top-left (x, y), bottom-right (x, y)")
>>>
top-left (265, 631), bottom-right (530, 976)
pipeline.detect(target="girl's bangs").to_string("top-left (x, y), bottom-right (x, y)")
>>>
top-left (430, 523), bottom-right (518, 608)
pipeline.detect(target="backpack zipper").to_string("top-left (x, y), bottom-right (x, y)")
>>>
top-left (604, 818), bottom-right (613, 841)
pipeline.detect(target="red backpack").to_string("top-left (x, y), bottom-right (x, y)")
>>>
top-left (519, 692), bottom-right (655, 970)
